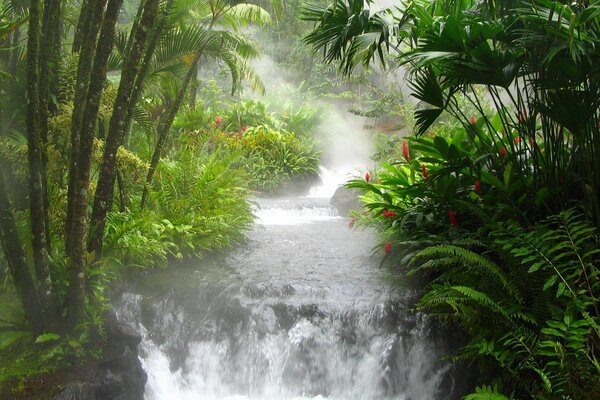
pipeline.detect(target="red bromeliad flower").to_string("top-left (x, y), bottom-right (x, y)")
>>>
top-left (474, 179), bottom-right (481, 194)
top-left (469, 116), bottom-right (477, 124)
top-left (514, 136), bottom-right (521, 145)
top-left (383, 209), bottom-right (397, 218)
top-left (215, 116), bottom-right (223, 127)
top-left (448, 210), bottom-right (458, 226)
top-left (499, 146), bottom-right (507, 158)
top-left (384, 242), bottom-right (392, 254)
top-left (364, 171), bottom-right (371, 183)
top-left (402, 139), bottom-right (410, 163)
top-left (421, 164), bottom-right (429, 178)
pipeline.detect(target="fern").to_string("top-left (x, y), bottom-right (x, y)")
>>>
top-left (464, 385), bottom-right (511, 400)
top-left (413, 245), bottom-right (522, 303)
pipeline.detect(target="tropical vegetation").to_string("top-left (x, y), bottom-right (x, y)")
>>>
top-left (0, 0), bottom-right (325, 394)
top-left (304, 0), bottom-right (600, 398)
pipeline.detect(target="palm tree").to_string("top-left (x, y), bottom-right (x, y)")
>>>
top-left (303, 0), bottom-right (600, 224)
top-left (129, 0), bottom-right (271, 210)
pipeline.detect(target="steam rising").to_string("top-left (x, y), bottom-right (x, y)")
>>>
top-left (248, 51), bottom-right (375, 186)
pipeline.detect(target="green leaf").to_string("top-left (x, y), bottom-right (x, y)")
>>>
top-left (35, 332), bottom-right (61, 344)
top-left (543, 275), bottom-right (558, 290)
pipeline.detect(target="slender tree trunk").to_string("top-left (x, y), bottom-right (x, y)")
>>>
top-left (0, 166), bottom-right (45, 334)
top-left (65, 0), bottom-right (123, 328)
top-left (124, 0), bottom-right (146, 57)
top-left (65, 0), bottom-right (107, 255)
top-left (9, 29), bottom-right (20, 75)
top-left (88, 0), bottom-right (160, 256)
top-left (26, 0), bottom-right (54, 319)
top-left (39, 0), bottom-right (63, 256)
top-left (122, 0), bottom-right (174, 150)
top-left (117, 169), bottom-right (127, 212)
top-left (140, 55), bottom-right (200, 210)
top-left (72, 0), bottom-right (93, 53)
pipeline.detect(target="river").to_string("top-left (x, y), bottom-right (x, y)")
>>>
top-left (115, 169), bottom-right (466, 399)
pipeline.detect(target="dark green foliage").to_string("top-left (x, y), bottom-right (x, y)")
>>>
top-left (412, 212), bottom-right (600, 398)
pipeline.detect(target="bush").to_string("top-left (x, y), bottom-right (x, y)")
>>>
top-left (103, 142), bottom-right (254, 269)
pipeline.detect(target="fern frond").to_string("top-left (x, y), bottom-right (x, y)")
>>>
top-left (413, 245), bottom-right (522, 303)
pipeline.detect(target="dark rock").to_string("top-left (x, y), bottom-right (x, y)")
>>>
top-left (104, 310), bottom-right (142, 352)
top-left (52, 383), bottom-right (95, 400)
top-left (330, 185), bottom-right (362, 216)
top-left (95, 346), bottom-right (146, 400)
top-left (51, 310), bottom-right (147, 400)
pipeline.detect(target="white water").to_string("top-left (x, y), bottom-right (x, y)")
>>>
top-left (115, 169), bottom-right (464, 400)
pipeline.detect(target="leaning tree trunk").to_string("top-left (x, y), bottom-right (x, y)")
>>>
top-left (26, 0), bottom-right (55, 322)
top-left (88, 0), bottom-right (162, 256)
top-left (0, 166), bottom-right (45, 334)
top-left (72, 0), bottom-right (94, 54)
top-left (65, 0), bottom-right (123, 328)
top-left (88, 0), bottom-right (159, 256)
top-left (122, 0), bottom-right (174, 149)
top-left (140, 54), bottom-right (200, 210)
top-left (65, 0), bottom-right (108, 256)
top-left (38, 0), bottom-right (63, 255)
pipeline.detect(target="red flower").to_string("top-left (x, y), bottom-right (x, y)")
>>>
top-left (364, 171), bottom-right (371, 183)
top-left (402, 139), bottom-right (410, 163)
top-left (383, 209), bottom-right (397, 218)
top-left (499, 146), bottom-right (507, 158)
top-left (448, 210), bottom-right (458, 226)
top-left (421, 164), bottom-right (429, 179)
top-left (514, 136), bottom-right (521, 145)
top-left (474, 179), bottom-right (481, 194)
top-left (469, 116), bottom-right (477, 124)
top-left (384, 242), bottom-right (392, 254)
top-left (215, 116), bottom-right (223, 127)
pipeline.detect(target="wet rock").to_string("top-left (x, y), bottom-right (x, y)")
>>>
top-left (330, 185), bottom-right (362, 216)
top-left (51, 311), bottom-right (147, 400)
top-left (52, 383), bottom-right (95, 400)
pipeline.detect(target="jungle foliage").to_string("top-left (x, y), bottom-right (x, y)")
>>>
top-left (0, 0), bottom-right (324, 392)
top-left (305, 0), bottom-right (600, 398)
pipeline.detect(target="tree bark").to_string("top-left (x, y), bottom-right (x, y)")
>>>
top-left (65, 0), bottom-right (107, 255)
top-left (26, 0), bottom-right (55, 317)
top-left (39, 0), bottom-right (63, 255)
top-left (88, 0), bottom-right (160, 256)
top-left (72, 0), bottom-right (93, 54)
top-left (122, 0), bottom-right (174, 149)
top-left (117, 168), bottom-right (127, 212)
top-left (65, 0), bottom-right (123, 328)
top-left (140, 54), bottom-right (200, 210)
top-left (0, 166), bottom-right (45, 334)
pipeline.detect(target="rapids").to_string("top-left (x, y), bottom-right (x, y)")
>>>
top-left (115, 168), bottom-right (466, 400)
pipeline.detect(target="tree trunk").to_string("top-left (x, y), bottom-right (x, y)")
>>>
top-left (0, 166), bottom-right (45, 334)
top-left (9, 29), bottom-right (20, 76)
top-left (39, 0), bottom-right (63, 255)
top-left (72, 0), bottom-right (94, 54)
top-left (117, 168), bottom-right (127, 212)
top-left (122, 0), bottom-right (174, 150)
top-left (65, 0), bottom-right (108, 255)
top-left (88, 0), bottom-right (160, 256)
top-left (140, 55), bottom-right (200, 210)
top-left (65, 0), bottom-right (123, 329)
top-left (26, 0), bottom-right (55, 319)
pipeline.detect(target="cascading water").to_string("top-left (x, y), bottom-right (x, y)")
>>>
top-left (115, 167), bottom-right (466, 400)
